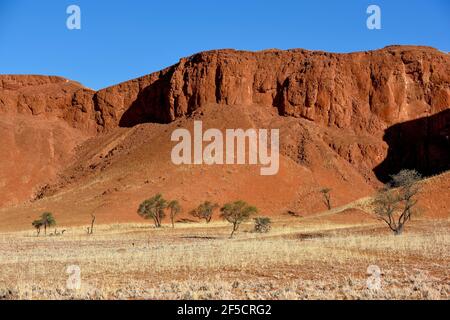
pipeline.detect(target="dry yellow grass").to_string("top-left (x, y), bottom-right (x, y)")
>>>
top-left (0, 217), bottom-right (448, 300)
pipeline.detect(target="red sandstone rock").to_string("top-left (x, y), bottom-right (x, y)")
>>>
top-left (2, 46), bottom-right (448, 133)
top-left (0, 75), bottom-right (98, 133)
top-left (0, 46), bottom-right (448, 227)
top-left (97, 45), bottom-right (449, 132)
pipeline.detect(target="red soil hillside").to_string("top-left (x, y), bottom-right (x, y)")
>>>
top-left (0, 76), bottom-right (95, 208)
top-left (0, 45), bottom-right (448, 231)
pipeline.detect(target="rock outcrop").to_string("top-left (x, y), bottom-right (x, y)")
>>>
top-left (101, 45), bottom-right (450, 133)
top-left (0, 45), bottom-right (449, 225)
top-left (2, 46), bottom-right (448, 134)
top-left (0, 75), bottom-right (98, 133)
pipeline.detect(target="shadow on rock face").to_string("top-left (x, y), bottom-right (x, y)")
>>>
top-left (118, 70), bottom-right (175, 127)
top-left (374, 109), bottom-right (450, 183)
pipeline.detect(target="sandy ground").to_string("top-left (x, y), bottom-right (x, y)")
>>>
top-left (0, 214), bottom-right (448, 300)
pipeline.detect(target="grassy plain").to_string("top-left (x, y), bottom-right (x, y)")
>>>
top-left (0, 214), bottom-right (448, 300)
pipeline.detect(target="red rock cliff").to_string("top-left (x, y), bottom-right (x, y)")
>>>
top-left (2, 46), bottom-right (449, 134)
top-left (101, 45), bottom-right (450, 133)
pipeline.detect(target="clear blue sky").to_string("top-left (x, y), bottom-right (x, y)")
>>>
top-left (0, 0), bottom-right (448, 90)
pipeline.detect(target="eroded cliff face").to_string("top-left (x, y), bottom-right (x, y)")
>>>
top-left (0, 46), bottom-right (450, 202)
top-left (0, 46), bottom-right (449, 210)
top-left (99, 45), bottom-right (450, 133)
top-left (2, 46), bottom-right (448, 134)
top-left (0, 75), bottom-right (98, 133)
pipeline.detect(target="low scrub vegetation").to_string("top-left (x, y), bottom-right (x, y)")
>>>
top-left (373, 169), bottom-right (422, 235)
top-left (189, 201), bottom-right (219, 223)
top-left (137, 194), bottom-right (168, 228)
top-left (136, 195), bottom-right (258, 238)
top-left (31, 212), bottom-right (56, 236)
top-left (168, 200), bottom-right (182, 228)
top-left (220, 200), bottom-right (258, 238)
top-left (254, 217), bottom-right (271, 233)
top-left (34, 168), bottom-right (424, 240)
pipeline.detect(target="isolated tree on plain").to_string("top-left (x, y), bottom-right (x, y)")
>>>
top-left (167, 200), bottom-right (182, 228)
top-left (220, 200), bottom-right (258, 238)
top-left (190, 201), bottom-right (219, 223)
top-left (39, 212), bottom-right (56, 236)
top-left (32, 219), bottom-right (43, 237)
top-left (373, 169), bottom-right (422, 235)
top-left (320, 188), bottom-right (332, 210)
top-left (254, 217), bottom-right (272, 233)
top-left (137, 193), bottom-right (167, 228)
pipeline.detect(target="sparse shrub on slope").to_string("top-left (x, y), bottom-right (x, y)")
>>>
top-left (320, 187), bottom-right (332, 210)
top-left (373, 169), bottom-right (422, 235)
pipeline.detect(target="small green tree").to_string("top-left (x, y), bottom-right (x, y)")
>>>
top-left (320, 188), bottom-right (332, 210)
top-left (40, 212), bottom-right (56, 236)
top-left (220, 200), bottom-right (257, 238)
top-left (137, 194), bottom-right (167, 228)
top-left (373, 169), bottom-right (421, 235)
top-left (190, 201), bottom-right (219, 223)
top-left (254, 217), bottom-right (271, 233)
top-left (32, 219), bottom-right (43, 237)
top-left (167, 200), bottom-right (182, 228)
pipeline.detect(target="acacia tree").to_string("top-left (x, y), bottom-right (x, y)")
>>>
top-left (373, 169), bottom-right (421, 235)
top-left (320, 188), bottom-right (332, 210)
top-left (190, 201), bottom-right (219, 223)
top-left (39, 212), bottom-right (56, 236)
top-left (137, 194), bottom-right (167, 228)
top-left (220, 200), bottom-right (258, 238)
top-left (167, 200), bottom-right (182, 228)
top-left (32, 219), bottom-right (43, 236)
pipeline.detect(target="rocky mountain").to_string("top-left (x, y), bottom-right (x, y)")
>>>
top-left (0, 45), bottom-right (448, 230)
